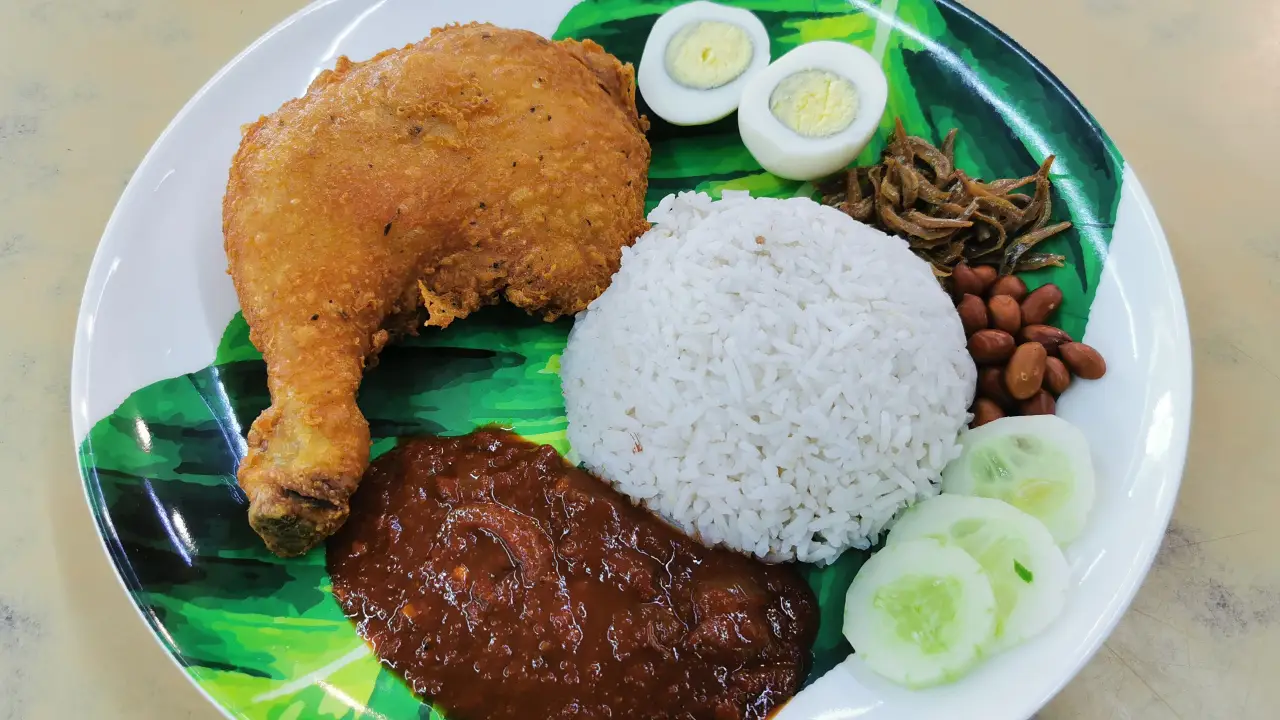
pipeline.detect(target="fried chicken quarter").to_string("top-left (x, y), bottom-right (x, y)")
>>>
top-left (223, 24), bottom-right (650, 556)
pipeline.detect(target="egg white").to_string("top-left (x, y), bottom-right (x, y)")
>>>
top-left (738, 41), bottom-right (889, 181)
top-left (637, 1), bottom-right (771, 126)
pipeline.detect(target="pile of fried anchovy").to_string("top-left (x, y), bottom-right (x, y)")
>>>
top-left (819, 119), bottom-right (1072, 280)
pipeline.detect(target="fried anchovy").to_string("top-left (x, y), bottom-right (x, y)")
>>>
top-left (846, 168), bottom-right (864, 205)
top-left (1001, 220), bottom-right (1073, 274)
top-left (817, 120), bottom-right (1074, 288)
top-left (880, 201), bottom-right (954, 241)
top-left (940, 128), bottom-right (957, 169)
top-left (1014, 252), bottom-right (1067, 272)
top-left (1016, 156), bottom-right (1057, 233)
top-left (904, 210), bottom-right (974, 230)
top-left (840, 196), bottom-right (874, 222)
top-left (908, 135), bottom-right (953, 184)
top-left (967, 212), bottom-right (1008, 259)
top-left (891, 158), bottom-right (920, 208)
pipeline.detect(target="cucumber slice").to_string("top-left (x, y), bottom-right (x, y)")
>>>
top-left (941, 415), bottom-right (1096, 544)
top-left (889, 494), bottom-right (1068, 652)
top-left (843, 537), bottom-right (996, 688)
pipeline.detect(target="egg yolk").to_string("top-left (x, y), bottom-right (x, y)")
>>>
top-left (664, 21), bottom-right (753, 90)
top-left (768, 70), bottom-right (859, 138)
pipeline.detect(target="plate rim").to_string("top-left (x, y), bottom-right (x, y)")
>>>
top-left (1023, 166), bottom-right (1193, 714)
top-left (69, 2), bottom-right (377, 718)
top-left (69, 1), bottom-right (1193, 718)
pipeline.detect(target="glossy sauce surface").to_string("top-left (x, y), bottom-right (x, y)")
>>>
top-left (328, 430), bottom-right (817, 719)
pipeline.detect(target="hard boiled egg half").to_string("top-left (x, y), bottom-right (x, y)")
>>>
top-left (637, 1), bottom-right (770, 126)
top-left (738, 41), bottom-right (889, 181)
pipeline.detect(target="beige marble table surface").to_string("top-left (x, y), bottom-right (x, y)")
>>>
top-left (1, 0), bottom-right (1276, 718)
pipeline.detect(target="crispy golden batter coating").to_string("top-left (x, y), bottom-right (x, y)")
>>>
top-left (223, 23), bottom-right (650, 556)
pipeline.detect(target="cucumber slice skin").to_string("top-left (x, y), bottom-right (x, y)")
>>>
top-left (888, 494), bottom-right (1069, 653)
top-left (941, 415), bottom-right (1096, 545)
top-left (843, 538), bottom-right (997, 688)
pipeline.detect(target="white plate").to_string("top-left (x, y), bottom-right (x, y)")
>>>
top-left (71, 1), bottom-right (1192, 718)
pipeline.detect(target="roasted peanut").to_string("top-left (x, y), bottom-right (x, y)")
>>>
top-left (968, 329), bottom-right (1016, 364)
top-left (1004, 342), bottom-right (1047, 400)
top-left (957, 294), bottom-right (988, 337)
top-left (1060, 342), bottom-right (1107, 379)
top-left (1020, 283), bottom-right (1063, 325)
top-left (972, 265), bottom-right (998, 295)
top-left (988, 295), bottom-right (1022, 335)
top-left (988, 275), bottom-right (1028, 302)
top-left (1019, 390), bottom-right (1056, 416)
top-left (1044, 356), bottom-right (1071, 395)
top-left (1018, 324), bottom-right (1073, 356)
top-left (978, 367), bottom-right (1016, 410)
top-left (952, 263), bottom-right (984, 297)
top-left (971, 398), bottom-right (1004, 428)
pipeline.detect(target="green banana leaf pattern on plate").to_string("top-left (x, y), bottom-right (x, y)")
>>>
top-left (76, 0), bottom-right (1123, 717)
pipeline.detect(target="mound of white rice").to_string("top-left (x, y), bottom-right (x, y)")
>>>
top-left (560, 191), bottom-right (975, 565)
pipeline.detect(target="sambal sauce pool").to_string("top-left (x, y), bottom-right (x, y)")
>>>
top-left (327, 430), bottom-right (818, 720)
